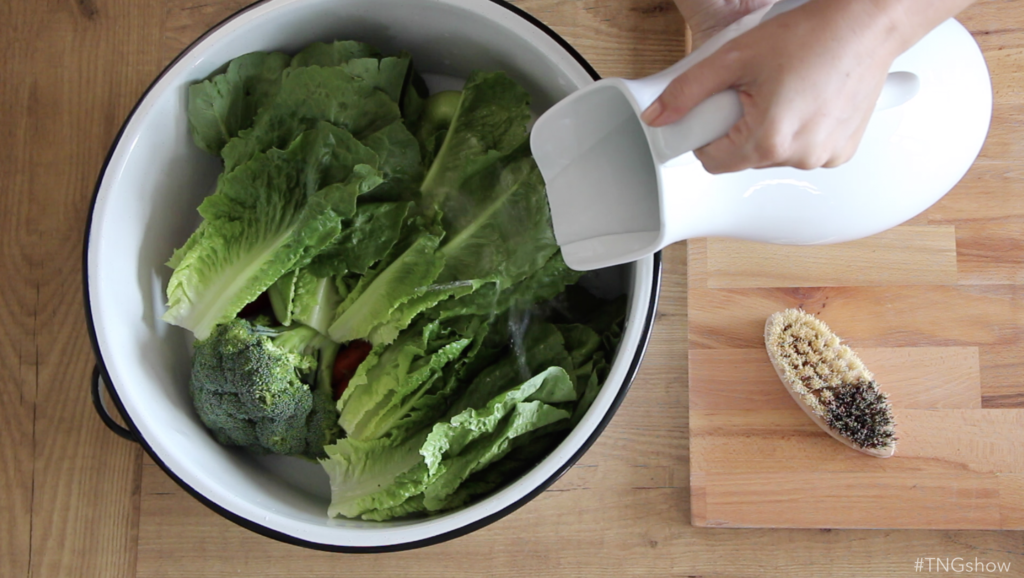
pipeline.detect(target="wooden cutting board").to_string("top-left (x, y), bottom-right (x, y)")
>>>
top-left (685, 6), bottom-right (1024, 531)
top-left (687, 165), bottom-right (1024, 528)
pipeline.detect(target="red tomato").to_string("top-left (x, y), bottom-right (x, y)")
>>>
top-left (332, 340), bottom-right (373, 400)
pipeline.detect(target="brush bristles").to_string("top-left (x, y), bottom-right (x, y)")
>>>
top-left (822, 381), bottom-right (896, 450)
top-left (765, 309), bottom-right (896, 451)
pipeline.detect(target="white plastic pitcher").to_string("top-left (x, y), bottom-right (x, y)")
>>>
top-left (532, 0), bottom-right (993, 271)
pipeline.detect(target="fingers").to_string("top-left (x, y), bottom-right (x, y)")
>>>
top-left (822, 106), bottom-right (874, 168)
top-left (695, 130), bottom-right (862, 173)
top-left (696, 132), bottom-right (861, 174)
top-left (691, 106), bottom-right (763, 174)
top-left (694, 102), bottom-right (874, 174)
top-left (692, 88), bottom-right (794, 174)
top-left (640, 50), bottom-right (741, 128)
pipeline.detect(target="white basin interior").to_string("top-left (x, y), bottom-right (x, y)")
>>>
top-left (86, 0), bottom-right (658, 549)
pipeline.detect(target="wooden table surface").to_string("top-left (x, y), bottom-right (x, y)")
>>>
top-left (3, 0), bottom-right (1023, 576)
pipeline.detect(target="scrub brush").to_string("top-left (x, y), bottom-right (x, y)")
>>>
top-left (764, 309), bottom-right (896, 458)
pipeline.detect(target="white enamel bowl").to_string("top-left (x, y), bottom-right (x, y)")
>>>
top-left (84, 0), bottom-right (660, 551)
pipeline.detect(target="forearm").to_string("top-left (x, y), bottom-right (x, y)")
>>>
top-left (867, 0), bottom-right (976, 52)
top-left (783, 0), bottom-right (977, 60)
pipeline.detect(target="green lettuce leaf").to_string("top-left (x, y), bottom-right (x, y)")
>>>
top-left (288, 269), bottom-right (343, 335)
top-left (163, 122), bottom-right (378, 339)
top-left (428, 429), bottom-right (563, 512)
top-left (306, 201), bottom-right (411, 278)
top-left (187, 51), bottom-right (291, 155)
top-left (319, 72), bottom-right (562, 346)
top-left (445, 322), bottom-right (574, 418)
top-left (327, 232), bottom-right (445, 344)
top-left (400, 68), bottom-right (429, 129)
top-left (436, 156), bottom-right (558, 285)
top-left (322, 431), bottom-right (430, 519)
top-left (359, 121), bottom-right (425, 202)
top-left (359, 494), bottom-right (427, 521)
top-left (338, 320), bottom-right (469, 442)
top-left (342, 317), bottom-right (468, 440)
top-left (221, 64), bottom-right (403, 172)
top-left (366, 280), bottom-right (480, 346)
top-left (430, 252), bottom-right (581, 321)
top-left (268, 269), bottom-right (299, 325)
top-left (556, 323), bottom-right (602, 397)
top-left (334, 55), bottom-right (411, 103)
top-left (415, 72), bottom-right (561, 294)
top-left (289, 40), bottom-right (380, 68)
top-left (419, 367), bottom-right (575, 509)
top-left (323, 365), bottom-right (575, 520)
top-left (419, 71), bottom-right (532, 207)
top-left (571, 353), bottom-right (608, 427)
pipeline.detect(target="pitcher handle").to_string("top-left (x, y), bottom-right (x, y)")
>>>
top-left (632, 0), bottom-right (920, 164)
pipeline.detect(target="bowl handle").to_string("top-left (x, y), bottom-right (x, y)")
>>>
top-left (91, 365), bottom-right (137, 442)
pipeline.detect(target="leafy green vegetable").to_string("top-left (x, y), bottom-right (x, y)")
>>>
top-left (323, 72), bottom-right (566, 345)
top-left (306, 202), bottom-right (411, 278)
top-left (429, 252), bottom-right (581, 320)
top-left (366, 280), bottom-right (478, 345)
top-left (444, 321), bottom-right (574, 418)
top-left (187, 51), bottom-right (292, 155)
top-left (338, 320), bottom-right (470, 442)
top-left (419, 366), bottom-right (575, 509)
top-left (190, 318), bottom-right (339, 459)
top-left (360, 121), bottom-right (425, 202)
top-left (322, 432), bottom-right (429, 519)
top-left (327, 232), bottom-right (445, 344)
top-left (163, 122), bottom-right (384, 339)
top-left (414, 90), bottom-right (461, 150)
top-left (163, 122), bottom-right (383, 339)
top-left (176, 41), bottom-right (631, 522)
top-left (268, 269), bottom-right (298, 325)
top-left (221, 63), bottom-right (405, 172)
top-left (436, 155), bottom-right (558, 285)
top-left (429, 428), bottom-right (563, 513)
top-left (271, 268), bottom-right (344, 335)
top-left (322, 366), bottom-right (575, 519)
top-left (290, 40), bottom-right (381, 68)
top-left (419, 71), bottom-right (532, 208)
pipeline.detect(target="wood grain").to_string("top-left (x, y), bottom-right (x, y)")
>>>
top-left (2, 0), bottom-right (1023, 576)
top-left (689, 1), bottom-right (1024, 532)
top-left (1, 1), bottom-right (41, 575)
top-left (705, 226), bottom-right (959, 288)
top-left (693, 471), bottom-right (1003, 529)
top-left (691, 409), bottom-right (1024, 472)
top-left (2, 0), bottom-right (151, 577)
top-left (690, 347), bottom-right (982, 410)
top-left (1000, 474), bottom-right (1024, 530)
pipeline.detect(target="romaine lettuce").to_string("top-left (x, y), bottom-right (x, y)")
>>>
top-left (164, 122), bottom-right (381, 339)
top-left (176, 42), bottom-right (629, 522)
top-left (323, 366), bottom-right (575, 520)
top-left (221, 64), bottom-right (404, 172)
top-left (187, 51), bottom-right (291, 155)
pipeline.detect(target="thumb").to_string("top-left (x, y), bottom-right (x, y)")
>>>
top-left (640, 51), bottom-right (739, 128)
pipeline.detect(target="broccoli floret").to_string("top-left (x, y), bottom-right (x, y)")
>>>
top-left (190, 318), bottom-right (341, 459)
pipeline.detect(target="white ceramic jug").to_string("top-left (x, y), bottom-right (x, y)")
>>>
top-left (532, 0), bottom-right (992, 271)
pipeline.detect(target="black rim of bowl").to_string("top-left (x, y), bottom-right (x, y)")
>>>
top-left (82, 0), bottom-right (664, 553)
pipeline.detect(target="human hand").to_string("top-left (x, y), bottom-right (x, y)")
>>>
top-left (643, 0), bottom-right (904, 174)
